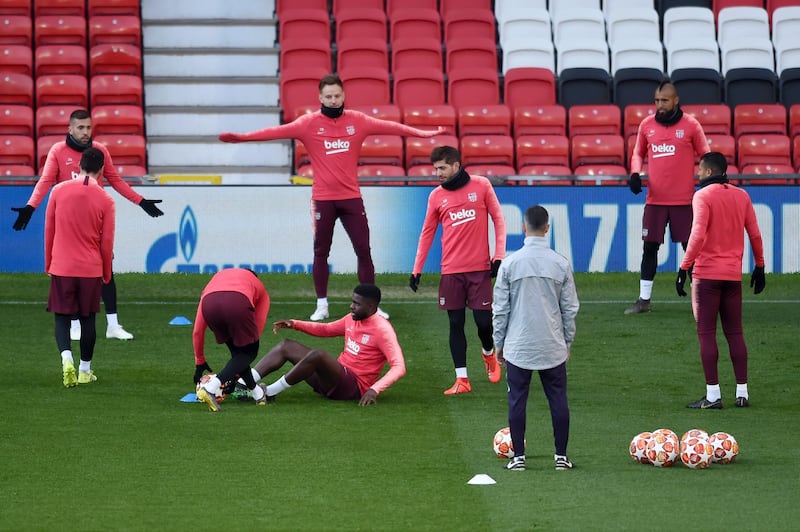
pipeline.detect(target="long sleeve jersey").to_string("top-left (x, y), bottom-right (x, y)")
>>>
top-left (680, 182), bottom-right (765, 281)
top-left (492, 236), bottom-right (579, 371)
top-left (193, 268), bottom-right (270, 365)
top-left (28, 140), bottom-right (143, 209)
top-left (413, 175), bottom-right (506, 275)
top-left (291, 313), bottom-right (406, 395)
top-left (44, 176), bottom-right (115, 282)
top-left (630, 113), bottom-right (709, 205)
top-left (225, 110), bottom-right (440, 200)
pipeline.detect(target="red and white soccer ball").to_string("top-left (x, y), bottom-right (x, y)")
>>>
top-left (493, 427), bottom-right (518, 459)
top-left (646, 428), bottom-right (679, 467)
top-left (629, 432), bottom-right (652, 464)
top-left (196, 374), bottom-right (226, 402)
top-left (708, 432), bottom-right (739, 464)
top-left (680, 435), bottom-right (713, 469)
top-left (681, 428), bottom-right (709, 442)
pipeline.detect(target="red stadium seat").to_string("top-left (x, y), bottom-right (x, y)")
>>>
top-left (278, 10), bottom-right (330, 44)
top-left (89, 43), bottom-right (141, 75)
top-left (445, 37), bottom-right (497, 74)
top-left (391, 37), bottom-right (443, 72)
top-left (514, 166), bottom-right (573, 184)
top-left (95, 133), bottom-right (146, 166)
top-left (458, 105), bottom-right (511, 136)
top-left (88, 15), bottom-right (141, 47)
top-left (279, 66), bottom-right (329, 122)
top-left (339, 66), bottom-right (391, 106)
top-left (460, 135), bottom-right (514, 166)
top-left (739, 163), bottom-right (796, 176)
top-left (516, 135), bottom-right (570, 170)
top-left (682, 104), bottom-right (732, 135)
top-left (295, 163), bottom-right (314, 177)
top-left (389, 9), bottom-right (441, 42)
top-left (34, 15), bottom-right (86, 46)
top-left (733, 103), bottom-right (788, 137)
top-left (447, 68), bottom-right (500, 107)
top-left (794, 135), bottom-right (800, 170)
top-left (387, 0), bottom-right (437, 17)
top-left (0, 16), bottom-right (33, 46)
top-left (0, 72), bottom-right (34, 106)
top-left (568, 104), bottom-right (622, 137)
top-left (35, 74), bottom-right (87, 107)
top-left (403, 104), bottom-right (456, 132)
top-left (351, 104), bottom-right (402, 122)
top-left (87, 0), bottom-right (140, 16)
top-left (36, 104), bottom-right (80, 136)
top-left (336, 9), bottom-right (387, 42)
top-left (276, 0), bottom-right (327, 16)
top-left (405, 134), bottom-right (459, 167)
top-left (34, 0), bottom-right (85, 16)
top-left (513, 105), bottom-right (567, 137)
top-left (443, 9), bottom-right (496, 43)
top-left (36, 134), bottom-right (61, 169)
top-left (393, 68), bottom-right (446, 109)
top-left (504, 68), bottom-right (557, 109)
top-left (336, 37), bottom-right (389, 72)
top-left (463, 164), bottom-right (516, 178)
top-left (357, 164), bottom-right (407, 186)
top-left (90, 73), bottom-right (142, 106)
top-left (359, 135), bottom-right (404, 166)
top-left (623, 104), bottom-right (654, 140)
top-left (0, 1), bottom-right (32, 16)
top-left (91, 105), bottom-right (143, 135)
top-left (34, 44), bottom-right (87, 76)
top-left (440, 0), bottom-right (491, 17)
top-left (573, 165), bottom-right (628, 180)
top-left (1, 45), bottom-right (33, 76)
top-left (406, 164), bottom-right (440, 182)
top-left (294, 139), bottom-right (309, 168)
top-left (737, 134), bottom-right (792, 168)
top-left (713, 0), bottom-right (762, 18)
top-left (333, 0), bottom-right (384, 17)
top-left (0, 105), bottom-right (34, 136)
top-left (0, 135), bottom-right (35, 166)
top-left (705, 134), bottom-right (737, 167)
top-left (791, 104), bottom-right (800, 138)
top-left (114, 164), bottom-right (147, 178)
top-left (626, 134), bottom-right (641, 171)
top-left (0, 164), bottom-right (36, 177)
top-left (279, 36), bottom-right (331, 73)
top-left (571, 134), bottom-right (625, 168)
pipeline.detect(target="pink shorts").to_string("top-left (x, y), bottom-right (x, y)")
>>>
top-left (307, 366), bottom-right (362, 401)
top-left (438, 271), bottom-right (493, 311)
top-left (642, 204), bottom-right (693, 243)
top-left (47, 275), bottom-right (102, 317)
top-left (201, 291), bottom-right (260, 347)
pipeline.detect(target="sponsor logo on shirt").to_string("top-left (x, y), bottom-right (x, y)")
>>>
top-left (71, 171), bottom-right (81, 180)
top-left (324, 139), bottom-right (350, 155)
top-left (346, 336), bottom-right (361, 355)
top-left (650, 143), bottom-right (676, 159)
top-left (448, 208), bottom-right (477, 226)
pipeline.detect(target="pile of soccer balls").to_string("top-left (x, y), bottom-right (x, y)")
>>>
top-left (629, 428), bottom-right (739, 469)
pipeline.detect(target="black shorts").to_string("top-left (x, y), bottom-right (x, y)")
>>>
top-left (47, 275), bottom-right (102, 317)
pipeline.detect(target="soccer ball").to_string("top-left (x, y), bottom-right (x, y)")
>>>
top-left (680, 435), bottom-right (713, 469)
top-left (629, 432), bottom-right (652, 464)
top-left (708, 432), bottom-right (739, 464)
top-left (646, 428), bottom-right (679, 467)
top-left (196, 373), bottom-right (226, 402)
top-left (493, 427), bottom-right (520, 459)
top-left (680, 428), bottom-right (709, 442)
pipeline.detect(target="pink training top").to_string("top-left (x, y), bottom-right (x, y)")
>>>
top-left (193, 268), bottom-right (270, 365)
top-left (28, 141), bottom-right (143, 209)
top-left (292, 313), bottom-right (406, 395)
top-left (413, 175), bottom-right (506, 275)
top-left (630, 113), bottom-right (709, 205)
top-left (680, 182), bottom-right (765, 280)
top-left (44, 176), bottom-right (115, 282)
top-left (221, 110), bottom-right (441, 201)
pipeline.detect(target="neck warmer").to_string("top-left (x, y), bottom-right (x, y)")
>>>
top-left (700, 173), bottom-right (729, 188)
top-left (320, 105), bottom-right (345, 119)
top-left (441, 168), bottom-right (470, 191)
top-left (654, 106), bottom-right (683, 126)
top-left (66, 133), bottom-right (91, 152)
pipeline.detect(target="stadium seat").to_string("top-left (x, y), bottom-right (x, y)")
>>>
top-left (276, 0), bottom-right (327, 15)
top-left (603, 0), bottom-right (657, 19)
top-left (463, 164), bottom-right (516, 178)
top-left (794, 135), bottom-right (800, 170)
top-left (0, 72), bottom-right (34, 106)
top-left (278, 10), bottom-right (330, 44)
top-left (775, 41), bottom-right (800, 77)
top-left (721, 39), bottom-right (775, 75)
top-left (780, 69), bottom-right (800, 108)
top-left (552, 8), bottom-right (606, 50)
top-left (666, 39), bottom-right (721, 74)
top-left (391, 37), bottom-right (443, 72)
top-left (443, 9), bottom-right (496, 43)
top-left (790, 104), bottom-right (800, 137)
top-left (516, 134), bottom-right (570, 169)
top-left (704, 134), bottom-right (737, 166)
top-left (352, 104), bottom-right (402, 122)
top-left (571, 134), bottom-right (625, 168)
top-left (35, 74), bottom-right (88, 107)
top-left (682, 104), bottom-right (732, 135)
top-left (658, 0), bottom-right (713, 21)
top-left (458, 105), bottom-right (511, 136)
top-left (87, 0), bottom-right (140, 16)
top-left (556, 39), bottom-right (610, 75)
top-left (91, 105), bottom-right (144, 135)
top-left (772, 7), bottom-right (800, 67)
top-left (725, 68), bottom-right (779, 108)
top-left (389, 9), bottom-right (441, 42)
top-left (769, 0), bottom-right (800, 16)
top-left (336, 9), bottom-right (387, 42)
top-left (447, 68), bottom-right (500, 107)
top-left (739, 163), bottom-right (796, 176)
top-left (406, 164), bottom-right (440, 183)
top-left (339, 67), bottom-right (391, 106)
top-left (445, 37), bottom-right (497, 74)
top-left (573, 165), bottom-right (628, 180)
top-left (114, 163), bottom-right (147, 178)
top-left (387, 0), bottom-right (438, 17)
top-left (36, 104), bottom-right (79, 136)
top-left (37, 134), bottom-right (65, 169)
top-left (34, 0), bottom-right (85, 17)
top-left (441, 0), bottom-right (492, 17)
top-left (0, 16), bottom-right (33, 46)
top-left (0, 0), bottom-right (31, 16)
top-left (569, 105), bottom-right (622, 137)
top-left (716, 5), bottom-right (770, 38)
top-left (0, 135), bottom-right (35, 166)
top-left (336, 37), bottom-right (388, 72)
top-left (34, 44), bottom-right (87, 76)
top-left (514, 165), bottom-right (573, 184)
top-left (359, 135), bottom-right (403, 166)
top-left (514, 105), bottom-right (567, 137)
top-left (504, 68), bottom-right (556, 109)
top-left (279, 67), bottom-right (329, 122)
top-left (734, 104), bottom-right (788, 137)
top-left (293, 139), bottom-right (309, 169)
top-left (90, 73), bottom-right (142, 106)
top-left (502, 40), bottom-right (556, 74)
top-left (0, 164), bottom-right (36, 177)
top-left (88, 15), bottom-right (142, 47)
top-left (89, 43), bottom-right (141, 75)
top-left (737, 133), bottom-right (792, 168)
top-left (0, 105), bottom-right (34, 136)
top-left (610, 41), bottom-right (664, 75)
top-left (558, 68), bottom-right (612, 108)
top-left (625, 134), bottom-right (642, 171)
top-left (498, 8), bottom-right (551, 51)
top-left (94, 133), bottom-right (146, 166)
top-left (614, 68), bottom-right (667, 109)
top-left (623, 104), bottom-right (654, 140)
top-left (279, 36), bottom-right (331, 73)
top-left (402, 104), bottom-right (456, 132)
top-left (332, 0), bottom-right (384, 17)
top-left (606, 8), bottom-right (660, 51)
top-left (663, 7), bottom-right (717, 51)
top-left (670, 68), bottom-right (724, 104)
top-left (357, 164), bottom-right (407, 186)
top-left (1, 45), bottom-right (33, 76)
top-left (460, 135), bottom-right (515, 166)
top-left (405, 134), bottom-right (459, 167)
top-left (34, 15), bottom-right (86, 46)
top-left (393, 68), bottom-right (446, 109)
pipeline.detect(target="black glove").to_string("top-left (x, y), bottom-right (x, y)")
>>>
top-left (629, 173), bottom-right (642, 195)
top-left (676, 269), bottom-right (688, 297)
top-left (490, 259), bottom-right (501, 278)
top-left (193, 362), bottom-right (213, 384)
top-left (11, 205), bottom-right (35, 231)
top-left (409, 274), bottom-right (420, 292)
top-left (139, 198), bottom-right (164, 217)
top-left (750, 266), bottom-right (765, 295)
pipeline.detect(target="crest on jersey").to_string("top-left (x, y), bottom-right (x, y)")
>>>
top-left (317, 127), bottom-right (325, 135)
top-left (440, 296), bottom-right (446, 306)
top-left (346, 125), bottom-right (356, 135)
top-left (675, 129), bottom-right (684, 138)
top-left (66, 158), bottom-right (74, 166)
top-left (468, 192), bottom-right (477, 202)
top-left (361, 334), bottom-right (370, 344)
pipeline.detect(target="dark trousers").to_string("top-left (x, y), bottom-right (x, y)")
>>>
top-left (694, 278), bottom-right (748, 385)
top-left (507, 360), bottom-right (570, 458)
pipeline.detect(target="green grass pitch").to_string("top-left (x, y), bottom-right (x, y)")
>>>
top-left (1, 272), bottom-right (798, 531)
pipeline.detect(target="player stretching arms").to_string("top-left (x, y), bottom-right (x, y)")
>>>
top-left (219, 74), bottom-right (445, 321)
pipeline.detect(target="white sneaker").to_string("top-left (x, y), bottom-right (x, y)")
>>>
top-left (106, 324), bottom-right (134, 340)
top-left (309, 305), bottom-right (329, 321)
top-left (70, 323), bottom-right (81, 341)
top-left (376, 307), bottom-right (390, 319)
